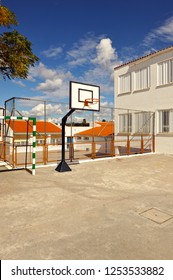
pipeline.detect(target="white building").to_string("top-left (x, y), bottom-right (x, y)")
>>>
top-left (65, 124), bottom-right (91, 149)
top-left (114, 46), bottom-right (173, 154)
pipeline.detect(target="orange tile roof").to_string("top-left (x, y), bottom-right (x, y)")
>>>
top-left (7, 120), bottom-right (61, 134)
top-left (75, 122), bottom-right (114, 137)
top-left (114, 46), bottom-right (173, 70)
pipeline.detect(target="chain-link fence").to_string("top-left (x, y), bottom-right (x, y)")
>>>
top-left (0, 97), bottom-right (155, 169)
top-left (114, 108), bottom-right (155, 155)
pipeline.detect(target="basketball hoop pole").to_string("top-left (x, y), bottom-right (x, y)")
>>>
top-left (55, 109), bottom-right (75, 172)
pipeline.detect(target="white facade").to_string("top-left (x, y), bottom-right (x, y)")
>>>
top-left (114, 46), bottom-right (173, 154)
top-left (65, 125), bottom-right (92, 149)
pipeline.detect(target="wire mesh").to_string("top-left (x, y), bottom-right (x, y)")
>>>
top-left (2, 97), bottom-right (155, 168)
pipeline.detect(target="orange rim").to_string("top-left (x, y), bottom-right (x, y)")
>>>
top-left (84, 98), bottom-right (99, 106)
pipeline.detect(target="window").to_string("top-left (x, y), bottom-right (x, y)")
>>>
top-left (158, 59), bottom-right (173, 86)
top-left (135, 112), bottom-right (152, 133)
top-left (37, 139), bottom-right (44, 144)
top-left (84, 137), bottom-right (89, 140)
top-left (159, 110), bottom-right (170, 132)
top-left (50, 138), bottom-right (54, 144)
top-left (159, 110), bottom-right (173, 133)
top-left (134, 67), bottom-right (150, 90)
top-left (119, 73), bottom-right (131, 94)
top-left (17, 141), bottom-right (26, 145)
top-left (51, 138), bottom-right (59, 144)
top-left (77, 136), bottom-right (81, 140)
top-left (119, 113), bottom-right (132, 133)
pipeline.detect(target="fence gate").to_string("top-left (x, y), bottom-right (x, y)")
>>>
top-left (0, 116), bottom-right (36, 175)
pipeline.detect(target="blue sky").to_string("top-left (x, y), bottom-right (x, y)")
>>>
top-left (1, 0), bottom-right (173, 116)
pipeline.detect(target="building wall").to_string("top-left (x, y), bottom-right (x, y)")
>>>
top-left (156, 136), bottom-right (173, 154)
top-left (114, 49), bottom-right (173, 111)
top-left (65, 126), bottom-right (92, 139)
top-left (114, 48), bottom-right (173, 154)
top-left (74, 136), bottom-right (113, 154)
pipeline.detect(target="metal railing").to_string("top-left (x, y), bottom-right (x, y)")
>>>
top-left (1, 134), bottom-right (154, 169)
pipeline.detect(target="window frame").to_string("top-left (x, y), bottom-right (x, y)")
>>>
top-left (134, 67), bottom-right (150, 91)
top-left (159, 110), bottom-right (170, 133)
top-left (118, 73), bottom-right (131, 94)
top-left (157, 58), bottom-right (173, 86)
top-left (135, 112), bottom-right (152, 134)
top-left (119, 113), bottom-right (132, 133)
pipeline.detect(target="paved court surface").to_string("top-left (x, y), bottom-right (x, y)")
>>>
top-left (0, 154), bottom-right (173, 260)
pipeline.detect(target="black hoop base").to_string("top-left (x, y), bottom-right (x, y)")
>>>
top-left (55, 160), bottom-right (71, 172)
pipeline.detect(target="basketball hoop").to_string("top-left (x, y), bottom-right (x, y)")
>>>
top-left (84, 98), bottom-right (99, 107)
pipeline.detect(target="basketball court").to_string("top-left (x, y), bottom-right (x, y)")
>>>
top-left (0, 153), bottom-right (173, 260)
top-left (0, 82), bottom-right (171, 259)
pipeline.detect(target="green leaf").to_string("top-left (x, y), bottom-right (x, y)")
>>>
top-left (0, 30), bottom-right (39, 79)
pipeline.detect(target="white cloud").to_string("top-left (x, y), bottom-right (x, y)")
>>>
top-left (23, 103), bottom-right (65, 117)
top-left (27, 35), bottom-right (122, 100)
top-left (67, 35), bottom-right (120, 70)
top-left (143, 16), bottom-right (173, 46)
top-left (100, 100), bottom-right (114, 107)
top-left (30, 104), bottom-right (63, 116)
top-left (66, 35), bottom-right (121, 96)
top-left (21, 110), bottom-right (30, 116)
top-left (94, 104), bottom-right (114, 121)
top-left (20, 101), bottom-right (114, 124)
top-left (67, 34), bottom-right (102, 66)
top-left (77, 38), bottom-right (121, 94)
top-left (34, 103), bottom-right (45, 115)
top-left (47, 117), bottom-right (61, 124)
top-left (68, 58), bottom-right (87, 67)
top-left (80, 67), bottom-right (114, 94)
top-left (36, 78), bottom-right (63, 93)
top-left (29, 62), bottom-right (57, 80)
top-left (12, 80), bottom-right (26, 87)
top-left (41, 46), bottom-right (63, 58)
top-left (27, 74), bottom-right (36, 82)
top-left (92, 38), bottom-right (118, 68)
top-left (46, 104), bottom-right (62, 115)
top-left (29, 62), bottom-right (74, 98)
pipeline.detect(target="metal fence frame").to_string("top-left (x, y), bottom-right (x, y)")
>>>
top-left (0, 97), bottom-right (156, 170)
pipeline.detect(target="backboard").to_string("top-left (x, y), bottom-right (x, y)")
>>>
top-left (69, 81), bottom-right (100, 111)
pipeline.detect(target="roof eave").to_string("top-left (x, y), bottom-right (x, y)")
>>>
top-left (114, 45), bottom-right (173, 70)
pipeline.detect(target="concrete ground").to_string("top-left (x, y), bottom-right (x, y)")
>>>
top-left (0, 153), bottom-right (173, 260)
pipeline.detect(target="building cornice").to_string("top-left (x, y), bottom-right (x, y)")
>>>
top-left (114, 46), bottom-right (173, 70)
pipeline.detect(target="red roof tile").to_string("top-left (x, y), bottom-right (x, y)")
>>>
top-left (75, 122), bottom-right (114, 137)
top-left (7, 120), bottom-right (61, 134)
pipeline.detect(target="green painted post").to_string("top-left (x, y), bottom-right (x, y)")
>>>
top-left (30, 117), bottom-right (36, 175)
top-left (0, 116), bottom-right (36, 175)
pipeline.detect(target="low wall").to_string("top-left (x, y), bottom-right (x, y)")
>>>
top-left (156, 135), bottom-right (173, 154)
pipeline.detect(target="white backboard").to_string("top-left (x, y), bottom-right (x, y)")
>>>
top-left (69, 81), bottom-right (100, 111)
